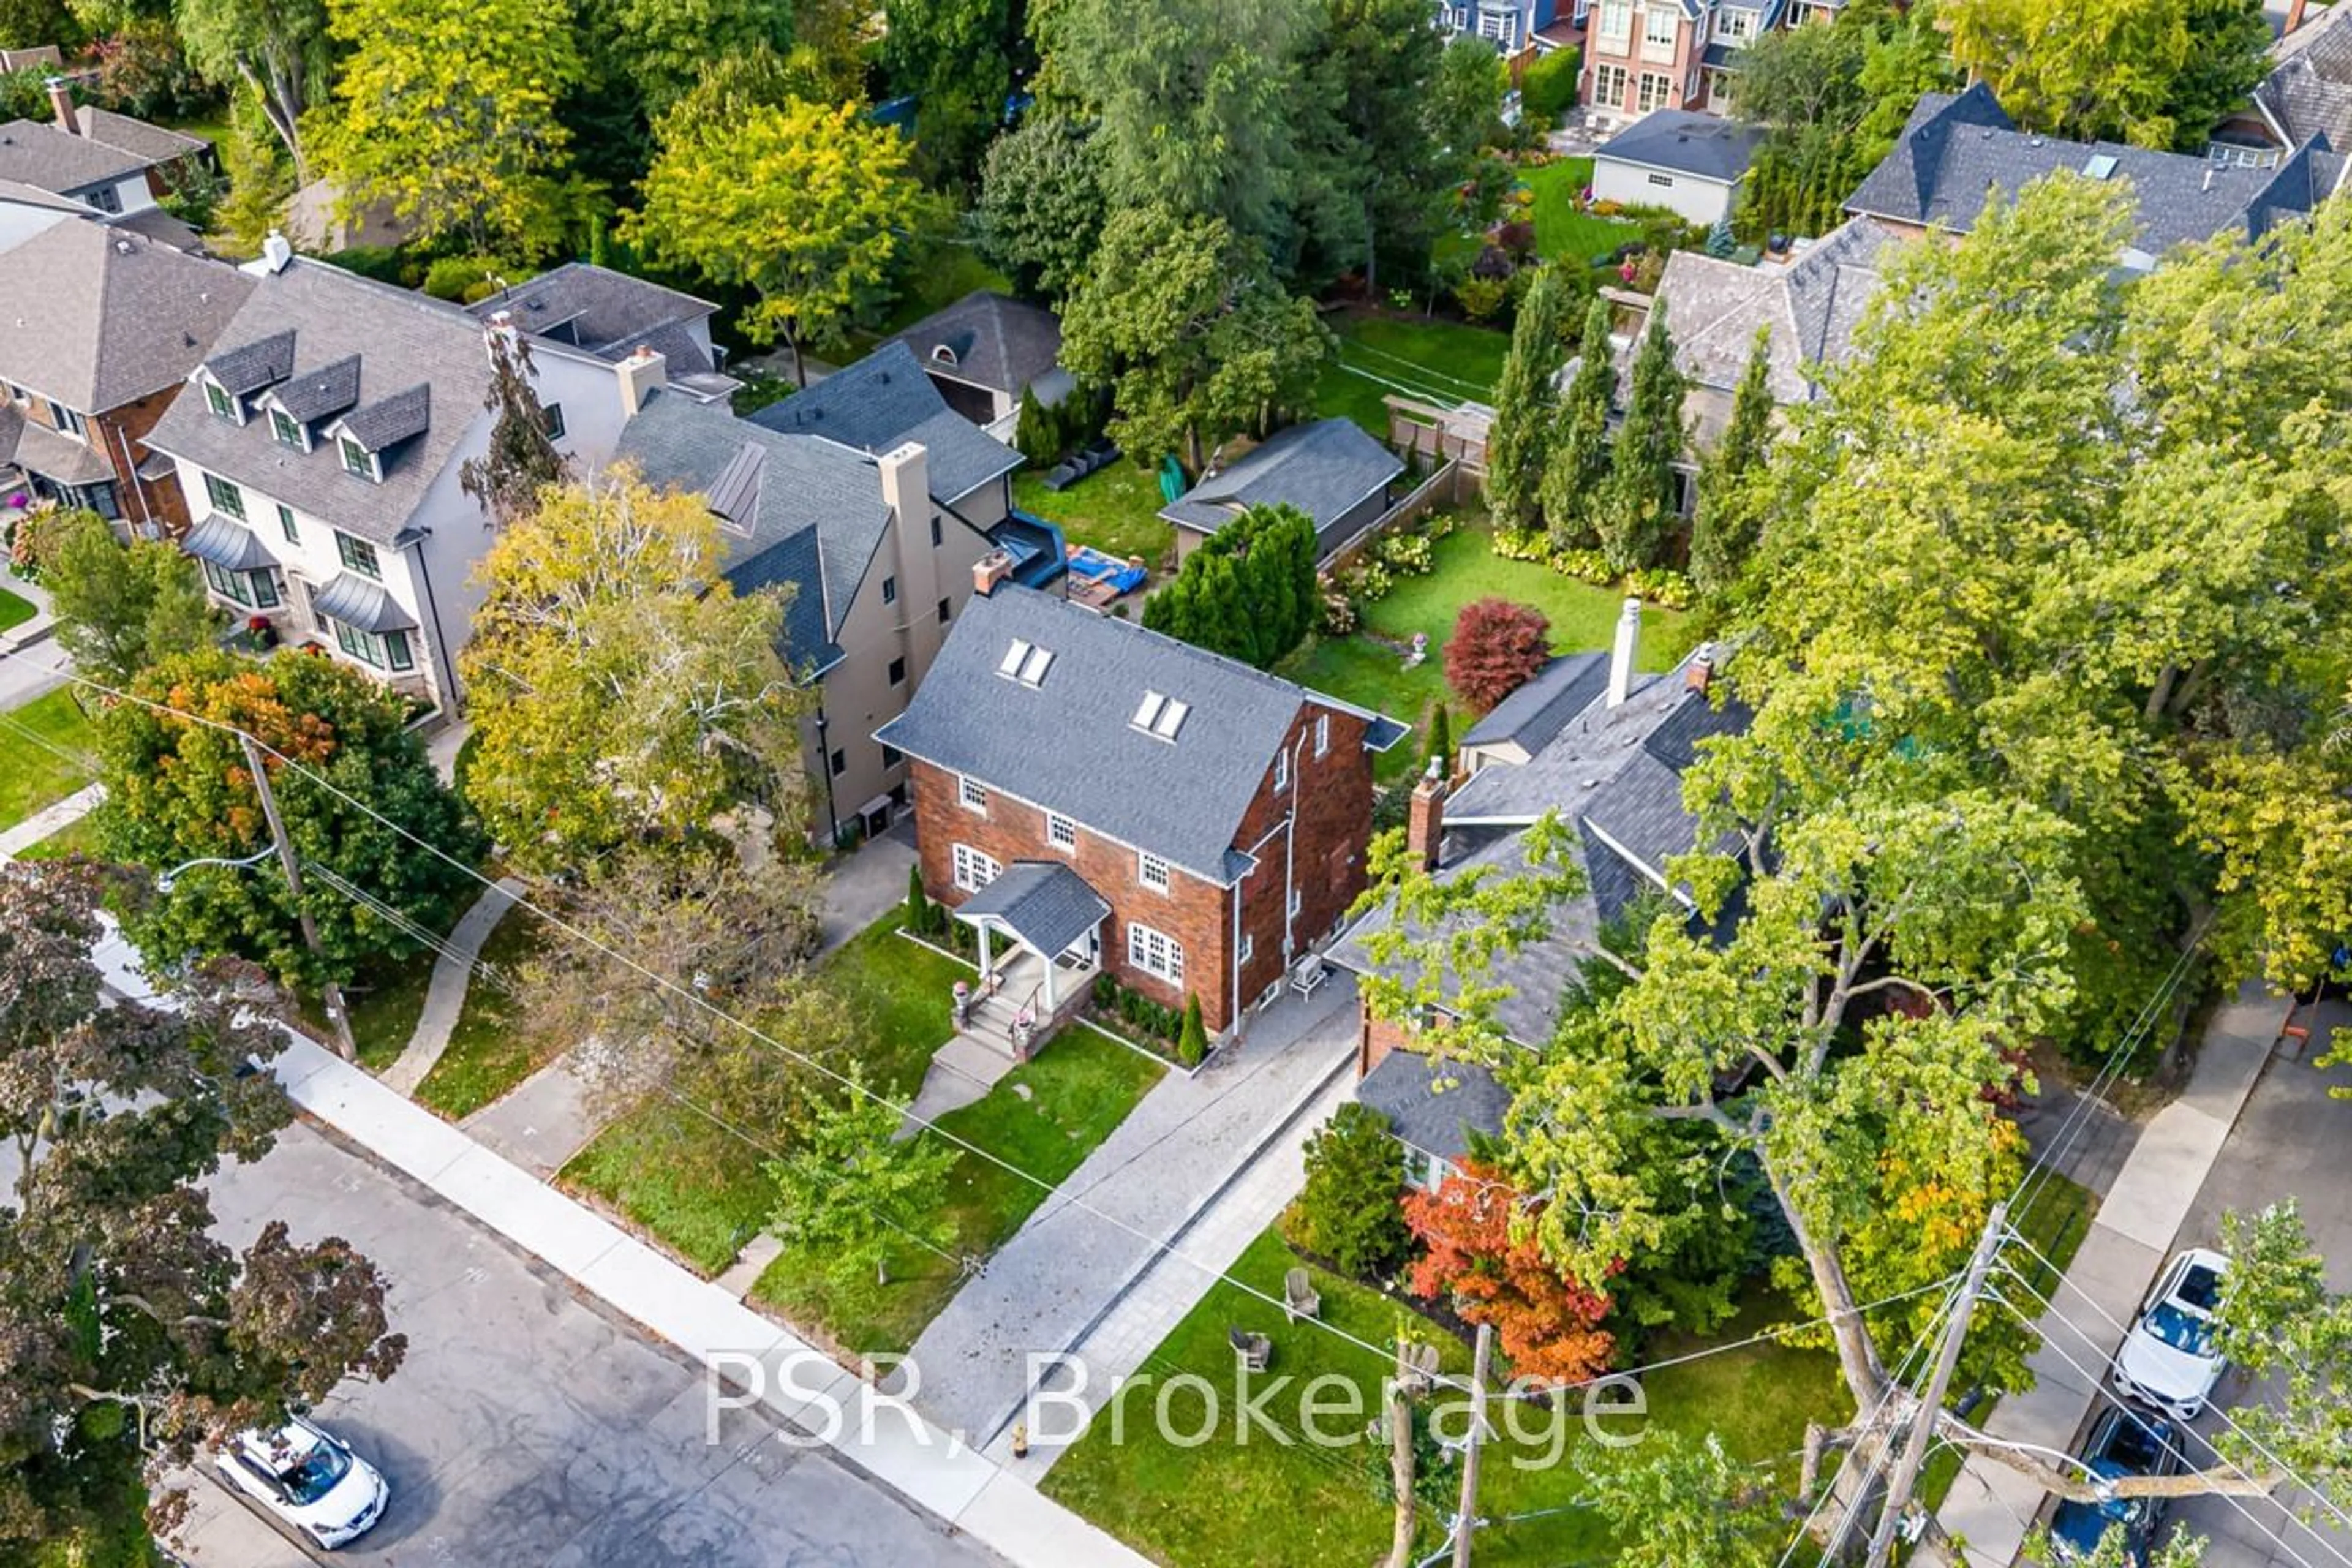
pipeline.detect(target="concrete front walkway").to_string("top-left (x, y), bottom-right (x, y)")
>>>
top-left (0, 780), bottom-right (102, 859)
top-left (383, 875), bottom-right (524, 1093)
top-left (900, 977), bottom-right (1360, 1450)
top-left (85, 920), bottom-right (1150, 1568)
top-left (1931, 979), bottom-right (2293, 1566)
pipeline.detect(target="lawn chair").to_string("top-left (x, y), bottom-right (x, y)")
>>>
top-left (1284, 1267), bottom-right (1322, 1323)
top-left (1229, 1327), bottom-right (1272, 1373)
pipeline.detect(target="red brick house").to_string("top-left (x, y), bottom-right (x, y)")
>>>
top-left (877, 576), bottom-right (1408, 1037)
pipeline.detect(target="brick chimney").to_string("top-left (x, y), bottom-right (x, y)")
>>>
top-left (616, 344), bottom-right (666, 418)
top-left (1407, 756), bottom-right (1447, 872)
top-left (1685, 641), bottom-right (1716, 694)
top-left (1606, 596), bottom-right (1643, 708)
top-left (973, 549), bottom-right (1015, 597)
top-left (46, 77), bottom-right (74, 135)
top-left (2286, 0), bottom-right (2310, 34)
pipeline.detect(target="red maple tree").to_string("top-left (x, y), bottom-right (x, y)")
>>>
top-left (1444, 598), bottom-right (1551, 711)
top-left (1401, 1160), bottom-right (1614, 1385)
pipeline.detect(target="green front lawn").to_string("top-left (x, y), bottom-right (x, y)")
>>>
top-left (1044, 1229), bottom-right (1849, 1568)
top-left (0, 687), bottom-right (99, 832)
top-left (1523, 157), bottom-right (1645, 266)
top-left (1316, 313), bottom-right (1512, 437)
top-left (754, 1026), bottom-right (1165, 1356)
top-left (342, 951), bottom-right (437, 1073)
top-left (817, 918), bottom-right (977, 1096)
top-left (0, 586), bottom-right (33, 635)
top-left (415, 908), bottom-right (553, 1119)
top-left (563, 1098), bottom-right (777, 1275)
top-left (1012, 463), bottom-right (1175, 567)
top-left (1279, 523), bottom-right (1697, 783)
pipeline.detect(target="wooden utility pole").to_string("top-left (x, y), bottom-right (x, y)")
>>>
top-left (240, 734), bottom-right (356, 1062)
top-left (1863, 1202), bottom-right (2008, 1567)
top-left (1451, 1321), bottom-right (1494, 1568)
top-left (1385, 1337), bottom-right (1419, 1568)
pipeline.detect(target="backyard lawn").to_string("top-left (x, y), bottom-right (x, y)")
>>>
top-left (0, 586), bottom-right (33, 635)
top-left (415, 909), bottom-right (554, 1118)
top-left (754, 1026), bottom-right (1164, 1357)
top-left (1280, 522), bottom-right (1697, 783)
top-left (1012, 462), bottom-right (1175, 566)
top-left (1315, 312), bottom-right (1511, 437)
top-left (0, 687), bottom-right (99, 832)
top-left (1523, 157), bottom-right (1645, 266)
top-left (1043, 1228), bottom-right (1851, 1568)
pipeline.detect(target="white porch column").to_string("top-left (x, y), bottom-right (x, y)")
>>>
top-left (1042, 952), bottom-right (1057, 1012)
top-left (976, 922), bottom-right (992, 987)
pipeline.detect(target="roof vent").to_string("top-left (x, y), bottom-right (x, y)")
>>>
top-left (2083, 153), bottom-right (2119, 180)
top-left (1132, 690), bottom-right (1188, 741)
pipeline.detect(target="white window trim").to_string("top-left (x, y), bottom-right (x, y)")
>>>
top-left (1126, 921), bottom-right (1185, 984)
top-left (1597, 0), bottom-right (1631, 42)
top-left (1047, 812), bottom-right (1077, 852)
top-left (1314, 714), bottom-right (1330, 759)
top-left (1139, 851), bottom-right (1172, 895)
top-left (959, 775), bottom-right (989, 813)
top-left (1238, 932), bottom-right (1254, 967)
top-left (952, 843), bottom-right (1001, 893)
top-left (1273, 748), bottom-right (1288, 793)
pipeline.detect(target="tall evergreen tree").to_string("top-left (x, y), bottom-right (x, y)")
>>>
top-left (460, 328), bottom-right (570, 527)
top-left (1593, 301), bottom-right (1687, 574)
top-left (1540, 296), bottom-right (1618, 549)
top-left (1689, 325), bottom-right (1774, 602)
top-left (1482, 265), bottom-right (1573, 533)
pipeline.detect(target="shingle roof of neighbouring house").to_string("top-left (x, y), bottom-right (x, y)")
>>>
top-left (1845, 84), bottom-right (2342, 260)
top-left (0, 118), bottom-right (146, 195)
top-left (616, 389), bottom-right (903, 673)
top-left (1651, 214), bottom-right (1899, 404)
top-left (1462, 653), bottom-right (1609, 756)
top-left (878, 585), bottom-right (1381, 883)
top-left (1159, 418), bottom-right (1405, 551)
top-left (882, 290), bottom-right (1063, 399)
top-left (0, 221), bottom-right (251, 412)
top-left (1595, 109), bottom-right (1766, 184)
top-left (69, 107), bottom-right (207, 168)
top-left (466, 263), bottom-right (724, 376)
top-left (2257, 4), bottom-right (2352, 154)
top-left (1357, 1049), bottom-right (1513, 1164)
top-left (748, 340), bottom-right (1021, 506)
top-left (147, 258), bottom-right (492, 545)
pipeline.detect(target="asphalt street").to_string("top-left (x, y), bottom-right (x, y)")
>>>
top-left (173, 1121), bottom-right (1002, 1568)
top-left (2162, 998), bottom-right (2352, 1568)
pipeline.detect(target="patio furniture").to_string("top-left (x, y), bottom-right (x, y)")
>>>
top-left (1284, 1267), bottom-right (1321, 1322)
top-left (1289, 953), bottom-right (1328, 999)
top-left (1229, 1328), bottom-right (1272, 1373)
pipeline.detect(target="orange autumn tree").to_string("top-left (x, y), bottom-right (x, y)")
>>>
top-left (1402, 1159), bottom-right (1614, 1384)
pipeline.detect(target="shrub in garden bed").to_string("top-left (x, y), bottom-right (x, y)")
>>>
top-left (1491, 527), bottom-right (1695, 609)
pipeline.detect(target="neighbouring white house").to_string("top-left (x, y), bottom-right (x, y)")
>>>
top-left (142, 237), bottom-right (658, 718)
top-left (1591, 108), bottom-right (1766, 226)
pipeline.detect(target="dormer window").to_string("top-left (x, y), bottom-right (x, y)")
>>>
top-left (1132, 690), bottom-right (1188, 741)
top-left (930, 345), bottom-right (958, 368)
top-left (269, 407), bottom-right (306, 450)
top-left (204, 380), bottom-right (237, 421)
top-left (337, 434), bottom-right (377, 481)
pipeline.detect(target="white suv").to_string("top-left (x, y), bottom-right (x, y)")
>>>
top-left (214, 1415), bottom-right (389, 1550)
top-left (2111, 1247), bottom-right (2230, 1421)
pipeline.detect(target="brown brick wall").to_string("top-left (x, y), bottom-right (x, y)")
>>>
top-left (96, 390), bottom-right (192, 535)
top-left (1359, 1007), bottom-right (1414, 1077)
top-left (905, 695), bottom-right (1375, 1037)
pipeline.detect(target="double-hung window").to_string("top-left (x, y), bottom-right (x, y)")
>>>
top-left (1139, 852), bottom-right (1171, 895)
top-left (959, 775), bottom-right (989, 813)
top-left (334, 531), bottom-right (382, 580)
top-left (270, 409), bottom-right (304, 448)
top-left (1597, 0), bottom-right (1630, 42)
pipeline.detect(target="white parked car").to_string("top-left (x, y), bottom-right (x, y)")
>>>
top-left (214, 1415), bottom-right (388, 1550)
top-left (2111, 1246), bottom-right (2230, 1420)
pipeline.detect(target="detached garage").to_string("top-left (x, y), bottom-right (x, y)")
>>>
top-left (1591, 110), bottom-right (1765, 228)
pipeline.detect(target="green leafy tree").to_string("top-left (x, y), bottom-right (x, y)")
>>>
top-left (2207, 1202), bottom-right (2352, 1510)
top-left (1287, 1101), bottom-right (1411, 1277)
top-left (881, 0), bottom-right (1019, 189)
top-left (627, 97), bottom-right (918, 388)
top-left (1519, 43), bottom-right (1580, 122)
top-left (309, 0), bottom-right (582, 258)
top-left (1423, 703), bottom-right (1452, 774)
top-left (0, 866), bottom-right (408, 1558)
top-left (1593, 300), bottom-right (1686, 573)
top-left (96, 649), bottom-right (486, 992)
top-left (1689, 325), bottom-right (1774, 603)
top-left (1427, 34), bottom-right (1506, 160)
top-left (1539, 295), bottom-right (1617, 549)
top-left (461, 469), bottom-right (813, 871)
top-left (1578, 1433), bottom-right (1785, 1568)
top-left (1483, 263), bottom-right (1573, 533)
top-left (769, 1069), bottom-right (960, 1287)
top-left (35, 510), bottom-right (215, 688)
top-left (1941, 0), bottom-right (2264, 149)
top-left (211, 88), bottom-right (295, 257)
top-left (0, 0), bottom-right (77, 50)
top-left (973, 112), bottom-right (1106, 305)
top-left (2162, 0), bottom-right (2273, 152)
top-left (594, 0), bottom-right (794, 121)
top-left (1060, 208), bottom-right (1333, 470)
top-left (459, 328), bottom-right (569, 526)
top-left (173, 0), bottom-right (328, 180)
top-left (1292, 0), bottom-right (1455, 290)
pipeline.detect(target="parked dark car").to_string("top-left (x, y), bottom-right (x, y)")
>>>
top-left (2048, 1403), bottom-right (2183, 1564)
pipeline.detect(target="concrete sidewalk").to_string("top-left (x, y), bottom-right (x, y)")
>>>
top-left (1931, 979), bottom-right (2291, 1566)
top-left (382, 875), bottom-right (523, 1093)
top-left (0, 780), bottom-right (102, 859)
top-left (85, 925), bottom-right (1153, 1568)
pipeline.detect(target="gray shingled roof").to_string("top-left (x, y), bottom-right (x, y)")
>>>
top-left (72, 107), bottom-right (207, 167)
top-left (272, 355), bottom-right (362, 424)
top-left (616, 389), bottom-right (902, 671)
top-left (2257, 3), bottom-right (2352, 153)
top-left (465, 263), bottom-right (721, 374)
top-left (1462, 653), bottom-right (1608, 755)
top-left (0, 404), bottom-right (116, 485)
top-left (204, 329), bottom-right (294, 396)
top-left (0, 220), bottom-right (251, 412)
top-left (0, 119), bottom-right (146, 196)
top-left (956, 861), bottom-right (1112, 957)
top-left (146, 258), bottom-right (496, 545)
top-left (1845, 84), bottom-right (2334, 259)
top-left (1357, 1050), bottom-right (1512, 1162)
top-left (1159, 418), bottom-right (1405, 551)
top-left (748, 340), bottom-right (1021, 505)
top-left (878, 585), bottom-right (1362, 883)
top-left (1654, 214), bottom-right (1901, 408)
top-left (882, 290), bottom-right (1064, 399)
top-left (1596, 109), bottom-right (1766, 183)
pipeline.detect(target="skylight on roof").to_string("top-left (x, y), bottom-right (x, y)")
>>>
top-left (1131, 691), bottom-right (1188, 741)
top-left (1017, 645), bottom-right (1053, 686)
top-left (999, 639), bottom-right (1032, 677)
top-left (1134, 692), bottom-right (1164, 731)
top-left (2083, 154), bottom-right (2119, 181)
